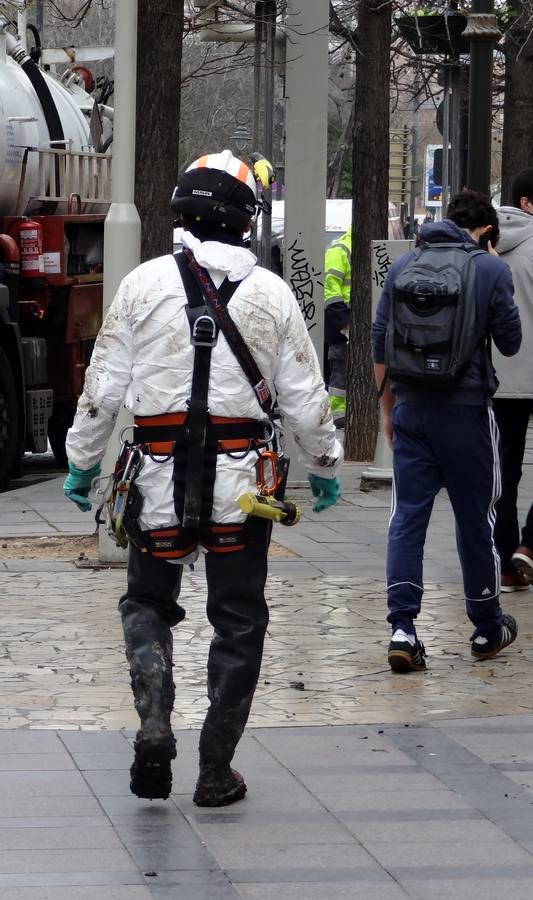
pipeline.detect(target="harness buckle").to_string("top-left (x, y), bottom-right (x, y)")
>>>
top-left (192, 315), bottom-right (217, 348)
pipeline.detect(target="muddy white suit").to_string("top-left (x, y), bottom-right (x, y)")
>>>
top-left (66, 231), bottom-right (343, 802)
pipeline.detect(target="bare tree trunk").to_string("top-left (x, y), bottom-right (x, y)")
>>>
top-left (344, 0), bottom-right (391, 461)
top-left (501, 0), bottom-right (533, 204)
top-left (135, 0), bottom-right (184, 262)
top-left (327, 104), bottom-right (354, 198)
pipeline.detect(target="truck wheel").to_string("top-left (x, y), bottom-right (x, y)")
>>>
top-left (0, 346), bottom-right (19, 491)
top-left (48, 404), bottom-right (75, 468)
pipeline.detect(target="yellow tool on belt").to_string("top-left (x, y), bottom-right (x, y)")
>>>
top-left (238, 492), bottom-right (301, 526)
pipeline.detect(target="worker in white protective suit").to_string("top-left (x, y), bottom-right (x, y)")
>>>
top-left (63, 149), bottom-right (343, 807)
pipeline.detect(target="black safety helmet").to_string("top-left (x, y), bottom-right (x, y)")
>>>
top-left (171, 149), bottom-right (274, 234)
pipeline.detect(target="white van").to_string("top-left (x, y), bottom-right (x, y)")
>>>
top-left (173, 198), bottom-right (404, 261)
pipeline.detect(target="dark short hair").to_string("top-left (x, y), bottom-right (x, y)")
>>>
top-left (446, 190), bottom-right (499, 245)
top-left (511, 169), bottom-right (533, 208)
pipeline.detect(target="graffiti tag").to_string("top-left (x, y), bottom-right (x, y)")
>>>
top-left (287, 234), bottom-right (322, 332)
top-left (372, 241), bottom-right (393, 290)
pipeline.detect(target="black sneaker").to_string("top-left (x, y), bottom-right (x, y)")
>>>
top-left (388, 637), bottom-right (426, 673)
top-left (471, 613), bottom-right (518, 660)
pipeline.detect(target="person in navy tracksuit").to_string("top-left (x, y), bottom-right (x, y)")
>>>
top-left (371, 191), bottom-right (522, 673)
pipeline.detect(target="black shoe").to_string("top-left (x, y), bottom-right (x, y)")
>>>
top-left (193, 765), bottom-right (247, 807)
top-left (471, 613), bottom-right (518, 660)
top-left (130, 731), bottom-right (177, 800)
top-left (388, 636), bottom-right (426, 673)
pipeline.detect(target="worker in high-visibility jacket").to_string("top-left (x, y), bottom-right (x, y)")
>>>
top-left (324, 228), bottom-right (351, 429)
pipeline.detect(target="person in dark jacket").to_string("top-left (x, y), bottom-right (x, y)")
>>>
top-left (372, 191), bottom-right (522, 674)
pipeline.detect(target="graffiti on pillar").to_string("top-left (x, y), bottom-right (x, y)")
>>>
top-left (287, 234), bottom-right (322, 332)
top-left (372, 241), bottom-right (393, 290)
top-left (371, 240), bottom-right (413, 314)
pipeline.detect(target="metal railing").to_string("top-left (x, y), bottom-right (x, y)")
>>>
top-left (16, 146), bottom-right (112, 213)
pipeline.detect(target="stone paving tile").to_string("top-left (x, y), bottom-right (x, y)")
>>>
top-left (0, 824), bottom-right (122, 851)
top-left (0, 513), bottom-right (46, 524)
top-left (0, 873), bottom-right (145, 888)
top-left (199, 841), bottom-right (381, 871)
top-left (346, 818), bottom-right (508, 845)
top-left (0, 797), bottom-right (104, 818)
top-left (0, 848), bottom-right (138, 875)
top-left (0, 754), bottom-right (76, 771)
top-left (0, 525), bottom-right (57, 537)
top-left (146, 870), bottom-right (240, 898)
top-left (396, 877), bottom-right (533, 900)
top-left (0, 889), bottom-right (153, 900)
top-left (234, 882), bottom-right (408, 899)
top-left (360, 839), bottom-right (533, 870)
top-left (0, 771), bottom-right (92, 798)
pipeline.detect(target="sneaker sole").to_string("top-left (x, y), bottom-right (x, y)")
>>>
top-left (511, 553), bottom-right (533, 578)
top-left (388, 649), bottom-right (426, 674)
top-left (501, 583), bottom-right (530, 593)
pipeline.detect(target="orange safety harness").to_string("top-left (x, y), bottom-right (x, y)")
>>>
top-left (98, 251), bottom-right (288, 559)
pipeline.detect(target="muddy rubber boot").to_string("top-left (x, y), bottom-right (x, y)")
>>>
top-left (121, 602), bottom-right (177, 800)
top-left (194, 693), bottom-right (253, 807)
top-left (193, 764), bottom-right (247, 807)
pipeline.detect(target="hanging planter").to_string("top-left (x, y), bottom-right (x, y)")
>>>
top-left (396, 14), bottom-right (470, 56)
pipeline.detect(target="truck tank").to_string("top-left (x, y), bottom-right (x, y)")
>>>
top-left (0, 29), bottom-right (111, 217)
top-left (0, 58), bottom-right (92, 215)
top-left (0, 23), bottom-right (112, 486)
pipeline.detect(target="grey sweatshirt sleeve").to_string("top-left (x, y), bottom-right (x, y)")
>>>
top-left (487, 261), bottom-right (522, 357)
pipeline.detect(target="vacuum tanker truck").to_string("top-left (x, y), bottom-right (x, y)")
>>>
top-left (0, 19), bottom-right (112, 488)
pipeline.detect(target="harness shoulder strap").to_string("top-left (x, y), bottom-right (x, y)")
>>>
top-left (175, 250), bottom-right (275, 420)
top-left (174, 251), bottom-right (220, 531)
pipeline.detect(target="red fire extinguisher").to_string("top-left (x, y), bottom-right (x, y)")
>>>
top-left (9, 218), bottom-right (44, 279)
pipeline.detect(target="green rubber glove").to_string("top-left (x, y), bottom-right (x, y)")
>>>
top-left (308, 473), bottom-right (341, 513)
top-left (63, 462), bottom-right (102, 512)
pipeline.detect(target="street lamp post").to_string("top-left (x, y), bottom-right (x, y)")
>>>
top-left (464, 0), bottom-right (500, 195)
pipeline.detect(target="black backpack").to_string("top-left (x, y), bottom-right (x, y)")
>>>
top-left (385, 242), bottom-right (485, 386)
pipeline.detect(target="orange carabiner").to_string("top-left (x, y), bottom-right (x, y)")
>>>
top-left (255, 450), bottom-right (282, 496)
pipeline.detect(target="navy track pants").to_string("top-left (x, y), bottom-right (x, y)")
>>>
top-left (387, 402), bottom-right (503, 640)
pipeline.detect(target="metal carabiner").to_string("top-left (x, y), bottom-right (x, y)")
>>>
top-left (121, 446), bottom-right (142, 483)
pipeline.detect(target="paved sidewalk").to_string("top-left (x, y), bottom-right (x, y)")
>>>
top-left (0, 447), bottom-right (533, 897)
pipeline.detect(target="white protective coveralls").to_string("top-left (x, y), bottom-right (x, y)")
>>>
top-left (66, 231), bottom-right (343, 541)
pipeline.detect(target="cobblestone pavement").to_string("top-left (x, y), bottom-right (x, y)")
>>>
top-left (0, 457), bottom-right (533, 897)
top-left (0, 567), bottom-right (530, 731)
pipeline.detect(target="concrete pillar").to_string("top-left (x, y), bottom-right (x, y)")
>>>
top-left (360, 239), bottom-right (413, 489)
top-left (464, 0), bottom-right (500, 195)
top-left (98, 0), bottom-right (141, 563)
top-left (283, 0), bottom-right (329, 481)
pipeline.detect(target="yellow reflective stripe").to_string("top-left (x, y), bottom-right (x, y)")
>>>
top-left (335, 242), bottom-right (351, 260)
top-left (325, 267), bottom-right (345, 280)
